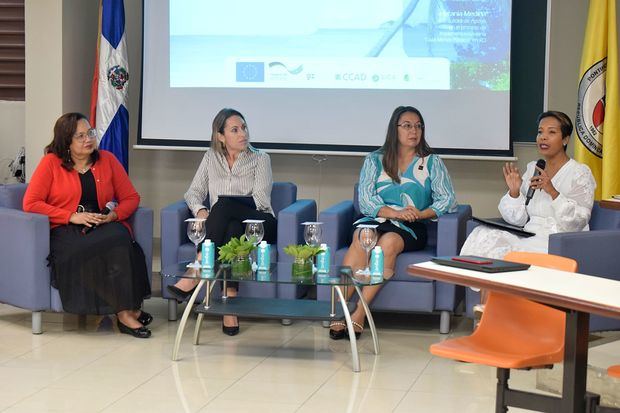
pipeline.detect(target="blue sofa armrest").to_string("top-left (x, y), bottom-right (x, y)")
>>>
top-left (277, 199), bottom-right (317, 262)
top-left (0, 207), bottom-right (51, 311)
top-left (127, 207), bottom-right (154, 281)
top-left (319, 200), bottom-right (355, 263)
top-left (465, 219), bottom-right (480, 237)
top-left (433, 205), bottom-right (471, 312)
top-left (549, 230), bottom-right (620, 280)
top-left (161, 201), bottom-right (192, 270)
top-left (549, 229), bottom-right (620, 331)
top-left (436, 204), bottom-right (472, 256)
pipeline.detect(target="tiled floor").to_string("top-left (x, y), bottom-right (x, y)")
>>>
top-left (0, 300), bottom-right (618, 412)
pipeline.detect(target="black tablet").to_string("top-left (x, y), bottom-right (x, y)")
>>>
top-left (432, 256), bottom-right (531, 273)
top-left (472, 217), bottom-right (535, 238)
top-left (218, 195), bottom-right (256, 210)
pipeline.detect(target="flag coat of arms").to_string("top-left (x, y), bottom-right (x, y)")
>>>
top-left (90, 0), bottom-right (129, 171)
top-left (575, 0), bottom-right (619, 200)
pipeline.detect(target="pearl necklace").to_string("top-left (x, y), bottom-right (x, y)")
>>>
top-left (75, 165), bottom-right (90, 174)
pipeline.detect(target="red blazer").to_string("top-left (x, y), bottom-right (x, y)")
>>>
top-left (23, 150), bottom-right (140, 230)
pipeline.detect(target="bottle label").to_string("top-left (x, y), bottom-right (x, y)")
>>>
top-left (370, 250), bottom-right (383, 280)
top-left (317, 247), bottom-right (330, 273)
top-left (202, 241), bottom-right (215, 269)
top-left (257, 244), bottom-right (270, 270)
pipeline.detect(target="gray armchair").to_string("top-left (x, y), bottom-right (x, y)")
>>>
top-left (317, 184), bottom-right (472, 334)
top-left (160, 182), bottom-right (317, 320)
top-left (464, 202), bottom-right (620, 331)
top-left (0, 183), bottom-right (154, 334)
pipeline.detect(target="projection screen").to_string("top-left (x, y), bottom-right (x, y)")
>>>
top-left (139, 0), bottom-right (513, 156)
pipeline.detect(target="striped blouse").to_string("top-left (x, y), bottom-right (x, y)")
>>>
top-left (356, 150), bottom-right (457, 238)
top-left (184, 147), bottom-right (274, 217)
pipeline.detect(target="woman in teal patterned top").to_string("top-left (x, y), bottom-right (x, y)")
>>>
top-left (330, 106), bottom-right (457, 340)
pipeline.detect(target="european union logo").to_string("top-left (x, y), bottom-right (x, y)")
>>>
top-left (236, 62), bottom-right (265, 82)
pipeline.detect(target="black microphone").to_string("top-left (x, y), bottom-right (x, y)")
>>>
top-left (525, 159), bottom-right (546, 206)
top-left (82, 201), bottom-right (117, 235)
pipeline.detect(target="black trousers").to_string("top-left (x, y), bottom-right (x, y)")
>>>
top-left (201, 197), bottom-right (277, 290)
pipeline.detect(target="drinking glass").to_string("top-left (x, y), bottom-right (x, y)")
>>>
top-left (357, 225), bottom-right (378, 275)
top-left (185, 218), bottom-right (206, 268)
top-left (303, 222), bottom-right (323, 247)
top-left (244, 220), bottom-right (265, 246)
top-left (244, 220), bottom-right (265, 265)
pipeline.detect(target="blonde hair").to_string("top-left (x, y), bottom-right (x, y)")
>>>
top-left (210, 108), bottom-right (248, 155)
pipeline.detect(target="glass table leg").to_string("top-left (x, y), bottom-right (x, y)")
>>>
top-left (354, 284), bottom-right (379, 355)
top-left (172, 279), bottom-right (206, 361)
top-left (193, 280), bottom-right (215, 345)
top-left (335, 286), bottom-right (360, 372)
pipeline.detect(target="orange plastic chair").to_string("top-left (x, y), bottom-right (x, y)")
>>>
top-left (609, 365), bottom-right (620, 378)
top-left (429, 252), bottom-right (578, 411)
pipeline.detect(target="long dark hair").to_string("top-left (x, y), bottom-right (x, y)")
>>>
top-left (381, 106), bottom-right (432, 183)
top-left (45, 112), bottom-right (99, 171)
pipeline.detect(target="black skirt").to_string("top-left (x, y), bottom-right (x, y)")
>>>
top-left (49, 222), bottom-right (150, 315)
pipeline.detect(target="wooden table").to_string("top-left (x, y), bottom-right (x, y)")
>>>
top-left (409, 261), bottom-right (620, 413)
top-left (600, 199), bottom-right (620, 210)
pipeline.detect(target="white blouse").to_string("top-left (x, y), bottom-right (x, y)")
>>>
top-left (184, 147), bottom-right (274, 217)
top-left (461, 159), bottom-right (596, 258)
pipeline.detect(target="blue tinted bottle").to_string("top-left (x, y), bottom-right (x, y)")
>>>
top-left (257, 240), bottom-right (270, 271)
top-left (201, 239), bottom-right (215, 270)
top-left (316, 243), bottom-right (330, 274)
top-left (370, 246), bottom-right (384, 282)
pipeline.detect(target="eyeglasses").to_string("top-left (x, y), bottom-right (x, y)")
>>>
top-left (398, 122), bottom-right (424, 131)
top-left (73, 128), bottom-right (97, 142)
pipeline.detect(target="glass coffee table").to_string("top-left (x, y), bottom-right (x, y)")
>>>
top-left (161, 261), bottom-right (385, 372)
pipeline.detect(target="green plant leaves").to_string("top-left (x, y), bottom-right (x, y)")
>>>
top-left (217, 235), bottom-right (257, 263)
top-left (283, 244), bottom-right (322, 260)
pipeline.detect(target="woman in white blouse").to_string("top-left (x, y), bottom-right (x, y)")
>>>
top-left (168, 108), bottom-right (276, 336)
top-left (462, 110), bottom-right (596, 258)
top-left (461, 111), bottom-right (596, 312)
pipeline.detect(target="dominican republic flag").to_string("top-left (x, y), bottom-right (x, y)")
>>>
top-left (89, 0), bottom-right (129, 171)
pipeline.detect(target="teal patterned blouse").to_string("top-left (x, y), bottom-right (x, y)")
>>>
top-left (356, 150), bottom-right (458, 238)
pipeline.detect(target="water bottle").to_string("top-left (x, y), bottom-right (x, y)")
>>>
top-left (257, 240), bottom-right (270, 271)
top-left (316, 243), bottom-right (331, 274)
top-left (201, 239), bottom-right (215, 270)
top-left (201, 267), bottom-right (215, 279)
top-left (370, 246), bottom-right (384, 282)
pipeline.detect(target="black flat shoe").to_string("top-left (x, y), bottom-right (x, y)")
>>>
top-left (167, 285), bottom-right (196, 302)
top-left (329, 321), bottom-right (346, 340)
top-left (137, 311), bottom-right (153, 326)
top-left (117, 319), bottom-right (151, 338)
top-left (222, 318), bottom-right (239, 336)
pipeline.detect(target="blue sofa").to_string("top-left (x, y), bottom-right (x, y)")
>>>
top-left (318, 185), bottom-right (472, 333)
top-left (464, 202), bottom-right (620, 331)
top-left (160, 182), bottom-right (317, 320)
top-left (0, 183), bottom-right (154, 334)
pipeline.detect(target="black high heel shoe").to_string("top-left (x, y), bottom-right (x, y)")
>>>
top-left (329, 321), bottom-right (347, 340)
top-left (117, 319), bottom-right (151, 338)
top-left (137, 311), bottom-right (153, 326)
top-left (167, 285), bottom-right (197, 302)
top-left (222, 317), bottom-right (239, 336)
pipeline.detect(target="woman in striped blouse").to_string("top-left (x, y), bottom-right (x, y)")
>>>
top-left (168, 108), bottom-right (277, 336)
top-left (330, 106), bottom-right (457, 340)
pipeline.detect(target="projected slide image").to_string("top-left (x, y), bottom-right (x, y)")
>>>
top-left (170, 0), bottom-right (510, 90)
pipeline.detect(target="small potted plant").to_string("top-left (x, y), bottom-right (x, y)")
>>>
top-left (218, 235), bottom-right (256, 279)
top-left (284, 244), bottom-right (323, 279)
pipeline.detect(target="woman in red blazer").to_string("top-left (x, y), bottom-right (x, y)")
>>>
top-left (23, 113), bottom-right (152, 338)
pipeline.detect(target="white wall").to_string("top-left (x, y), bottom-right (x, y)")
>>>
top-left (23, 0), bottom-right (97, 180)
top-left (9, 0), bottom-right (592, 236)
